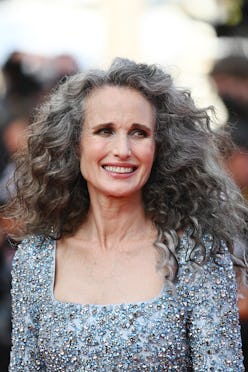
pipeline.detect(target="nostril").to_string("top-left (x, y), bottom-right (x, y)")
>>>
top-left (113, 141), bottom-right (131, 158)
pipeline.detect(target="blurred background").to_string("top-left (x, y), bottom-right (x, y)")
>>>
top-left (0, 0), bottom-right (247, 370)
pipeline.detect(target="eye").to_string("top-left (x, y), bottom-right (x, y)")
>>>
top-left (130, 129), bottom-right (148, 138)
top-left (95, 127), bottom-right (114, 136)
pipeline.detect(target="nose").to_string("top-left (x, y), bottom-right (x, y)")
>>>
top-left (113, 134), bottom-right (131, 159)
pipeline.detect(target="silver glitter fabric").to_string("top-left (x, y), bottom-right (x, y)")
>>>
top-left (9, 232), bottom-right (244, 371)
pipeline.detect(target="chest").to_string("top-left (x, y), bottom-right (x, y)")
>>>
top-left (54, 243), bottom-right (166, 305)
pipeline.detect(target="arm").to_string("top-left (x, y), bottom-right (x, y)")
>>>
top-left (9, 240), bottom-right (45, 371)
top-left (177, 236), bottom-right (244, 371)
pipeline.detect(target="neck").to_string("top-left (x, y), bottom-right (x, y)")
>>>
top-left (76, 192), bottom-right (154, 251)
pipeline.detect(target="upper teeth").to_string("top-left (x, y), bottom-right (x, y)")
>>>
top-left (104, 166), bottom-right (134, 173)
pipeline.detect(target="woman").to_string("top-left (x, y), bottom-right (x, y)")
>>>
top-left (3, 58), bottom-right (247, 371)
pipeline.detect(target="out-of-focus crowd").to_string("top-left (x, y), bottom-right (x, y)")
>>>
top-left (0, 51), bottom-right (80, 370)
top-left (0, 49), bottom-right (248, 371)
top-left (210, 53), bottom-right (248, 371)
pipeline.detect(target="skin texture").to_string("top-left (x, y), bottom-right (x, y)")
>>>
top-left (80, 86), bottom-right (156, 200)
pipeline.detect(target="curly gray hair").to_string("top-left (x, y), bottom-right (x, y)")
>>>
top-left (2, 57), bottom-right (248, 282)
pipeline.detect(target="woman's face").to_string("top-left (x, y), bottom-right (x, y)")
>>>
top-left (80, 85), bottom-right (156, 199)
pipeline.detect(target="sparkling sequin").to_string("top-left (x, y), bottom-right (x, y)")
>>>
top-left (9, 233), bottom-right (244, 371)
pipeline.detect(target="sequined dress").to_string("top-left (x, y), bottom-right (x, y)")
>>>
top-left (9, 232), bottom-right (244, 371)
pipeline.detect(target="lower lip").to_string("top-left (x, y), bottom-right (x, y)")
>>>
top-left (102, 167), bottom-right (136, 179)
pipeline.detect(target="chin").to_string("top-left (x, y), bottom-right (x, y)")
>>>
top-left (102, 187), bottom-right (141, 199)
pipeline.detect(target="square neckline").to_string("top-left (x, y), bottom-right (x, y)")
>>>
top-left (49, 230), bottom-right (188, 309)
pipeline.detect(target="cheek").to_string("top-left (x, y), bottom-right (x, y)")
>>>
top-left (140, 143), bottom-right (156, 169)
top-left (80, 137), bottom-right (107, 161)
top-left (147, 140), bottom-right (156, 160)
top-left (80, 139), bottom-right (109, 180)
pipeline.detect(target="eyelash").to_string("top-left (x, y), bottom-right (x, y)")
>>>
top-left (131, 129), bottom-right (148, 138)
top-left (95, 128), bottom-right (148, 138)
top-left (95, 128), bottom-right (113, 136)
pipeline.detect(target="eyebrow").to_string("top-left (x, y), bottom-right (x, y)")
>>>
top-left (91, 123), bottom-right (113, 130)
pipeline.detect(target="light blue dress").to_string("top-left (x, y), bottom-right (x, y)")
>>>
top-left (9, 231), bottom-right (244, 371)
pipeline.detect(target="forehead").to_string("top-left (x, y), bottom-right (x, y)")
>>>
top-left (84, 85), bottom-right (155, 119)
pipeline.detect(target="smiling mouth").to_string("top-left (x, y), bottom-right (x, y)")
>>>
top-left (103, 165), bottom-right (136, 174)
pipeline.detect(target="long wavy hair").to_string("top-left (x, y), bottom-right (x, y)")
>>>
top-left (2, 57), bottom-right (248, 282)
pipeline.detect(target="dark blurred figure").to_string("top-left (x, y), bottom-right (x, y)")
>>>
top-left (0, 112), bottom-right (29, 371)
top-left (0, 51), bottom-right (80, 371)
top-left (2, 51), bottom-right (79, 114)
top-left (0, 104), bottom-right (13, 179)
top-left (0, 51), bottom-right (80, 199)
top-left (211, 54), bottom-right (248, 371)
top-left (225, 100), bottom-right (248, 196)
top-left (215, 0), bottom-right (248, 37)
top-left (211, 55), bottom-right (248, 104)
top-left (225, 102), bottom-right (248, 372)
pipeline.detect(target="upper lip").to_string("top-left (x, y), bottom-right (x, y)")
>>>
top-left (102, 163), bottom-right (137, 168)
